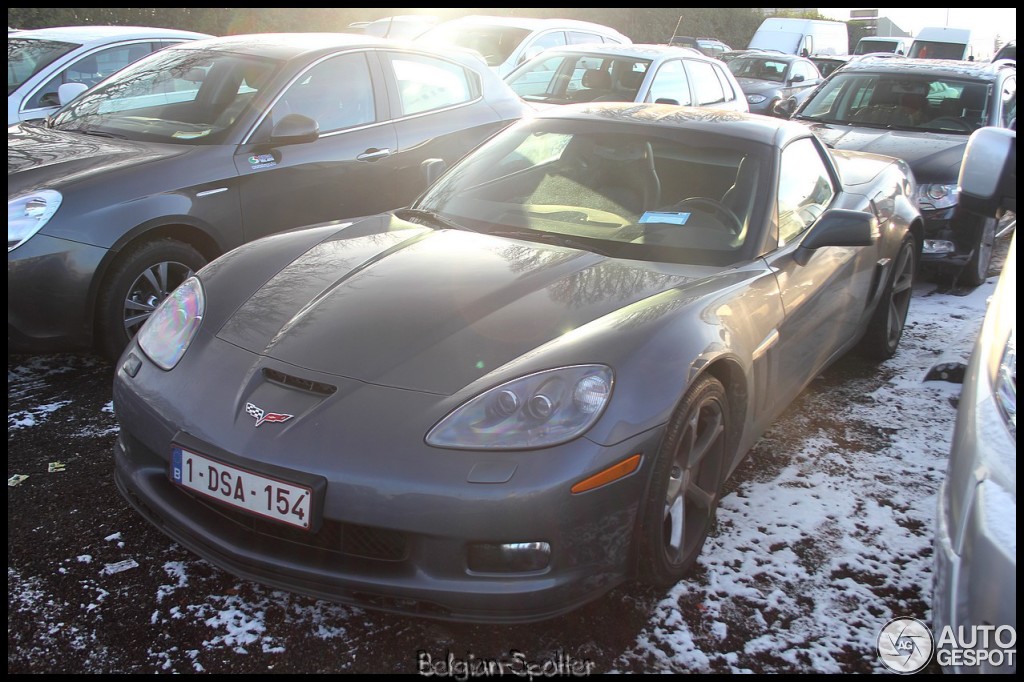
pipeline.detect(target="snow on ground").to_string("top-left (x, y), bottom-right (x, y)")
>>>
top-left (6, 268), bottom-right (1005, 673)
top-left (613, 278), bottom-right (998, 673)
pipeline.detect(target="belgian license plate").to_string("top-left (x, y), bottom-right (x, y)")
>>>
top-left (170, 446), bottom-right (312, 531)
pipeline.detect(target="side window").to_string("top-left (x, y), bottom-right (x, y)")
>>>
top-left (792, 61), bottom-right (817, 82)
top-left (567, 31), bottom-right (601, 46)
top-left (687, 60), bottom-right (726, 105)
top-left (275, 52), bottom-right (375, 133)
top-left (712, 64), bottom-right (737, 101)
top-left (389, 52), bottom-right (476, 116)
top-left (26, 42), bottom-right (153, 109)
top-left (523, 31), bottom-right (566, 62)
top-left (777, 138), bottom-right (836, 246)
top-left (647, 60), bottom-right (692, 106)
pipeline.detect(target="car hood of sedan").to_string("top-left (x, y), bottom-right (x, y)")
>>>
top-left (216, 223), bottom-right (708, 395)
top-left (7, 123), bottom-right (186, 192)
top-left (806, 122), bottom-right (967, 181)
top-left (736, 78), bottom-right (782, 95)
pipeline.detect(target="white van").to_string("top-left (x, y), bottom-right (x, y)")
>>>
top-left (909, 27), bottom-right (986, 61)
top-left (747, 18), bottom-right (849, 57)
top-left (415, 15), bottom-right (631, 78)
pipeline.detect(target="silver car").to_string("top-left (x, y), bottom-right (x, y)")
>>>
top-left (505, 43), bottom-right (748, 112)
top-left (932, 127), bottom-right (1016, 673)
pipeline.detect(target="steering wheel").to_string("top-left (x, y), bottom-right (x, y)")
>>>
top-left (923, 116), bottom-right (973, 131)
top-left (671, 197), bottom-right (743, 235)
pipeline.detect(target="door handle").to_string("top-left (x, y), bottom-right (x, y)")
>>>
top-left (357, 148), bottom-right (392, 162)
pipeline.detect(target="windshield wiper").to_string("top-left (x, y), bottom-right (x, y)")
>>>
top-left (396, 208), bottom-right (475, 232)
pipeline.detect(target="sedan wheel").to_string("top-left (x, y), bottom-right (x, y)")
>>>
top-left (98, 239), bottom-right (206, 362)
top-left (640, 375), bottom-right (729, 587)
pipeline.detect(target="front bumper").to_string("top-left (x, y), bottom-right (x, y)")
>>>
top-left (112, 339), bottom-right (666, 623)
top-left (8, 233), bottom-right (108, 353)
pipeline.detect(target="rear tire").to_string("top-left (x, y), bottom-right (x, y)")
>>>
top-left (639, 375), bottom-right (730, 588)
top-left (858, 234), bottom-right (916, 361)
top-left (97, 239), bottom-right (206, 362)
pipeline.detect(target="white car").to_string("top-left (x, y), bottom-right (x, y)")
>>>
top-left (505, 43), bottom-right (748, 113)
top-left (415, 15), bottom-right (630, 78)
top-left (8, 25), bottom-right (210, 124)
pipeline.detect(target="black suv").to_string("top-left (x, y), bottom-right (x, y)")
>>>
top-left (785, 57), bottom-right (1017, 285)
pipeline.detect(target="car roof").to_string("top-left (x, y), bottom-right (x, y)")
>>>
top-left (434, 14), bottom-right (623, 35)
top-left (10, 24), bottom-right (210, 44)
top-left (532, 101), bottom-right (811, 146)
top-left (167, 32), bottom-right (445, 61)
top-left (536, 43), bottom-right (722, 62)
top-left (836, 56), bottom-right (1014, 81)
top-left (731, 52), bottom-right (806, 63)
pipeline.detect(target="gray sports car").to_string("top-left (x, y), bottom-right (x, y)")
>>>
top-left (113, 103), bottom-right (923, 624)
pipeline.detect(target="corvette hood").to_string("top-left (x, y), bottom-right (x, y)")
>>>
top-left (806, 122), bottom-right (966, 182)
top-left (7, 123), bottom-right (186, 193)
top-left (217, 224), bottom-right (708, 394)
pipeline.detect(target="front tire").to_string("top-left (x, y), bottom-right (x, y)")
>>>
top-left (959, 214), bottom-right (997, 287)
top-left (858, 234), bottom-right (916, 361)
top-left (97, 239), bottom-right (206, 362)
top-left (639, 374), bottom-right (730, 588)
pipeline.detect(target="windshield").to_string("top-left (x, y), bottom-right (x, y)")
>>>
top-left (416, 24), bottom-right (530, 66)
top-left (8, 37), bottom-right (79, 94)
top-left (415, 116), bottom-right (768, 267)
top-left (796, 71), bottom-right (993, 133)
top-left (728, 57), bottom-right (788, 82)
top-left (908, 41), bottom-right (967, 60)
top-left (48, 46), bottom-right (281, 145)
top-left (855, 39), bottom-right (900, 55)
top-left (507, 53), bottom-right (650, 104)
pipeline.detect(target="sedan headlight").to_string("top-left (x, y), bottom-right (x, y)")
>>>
top-left (427, 365), bottom-right (613, 450)
top-left (8, 189), bottom-right (62, 252)
top-left (915, 183), bottom-right (959, 211)
top-left (137, 276), bottom-right (205, 370)
top-left (746, 94), bottom-right (768, 104)
top-left (995, 328), bottom-right (1016, 439)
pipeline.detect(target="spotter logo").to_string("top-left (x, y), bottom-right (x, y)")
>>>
top-left (877, 617), bottom-right (934, 674)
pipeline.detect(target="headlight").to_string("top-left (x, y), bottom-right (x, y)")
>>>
top-left (914, 183), bottom-right (959, 211)
top-left (995, 327), bottom-right (1016, 439)
top-left (426, 365), bottom-right (613, 450)
top-left (8, 189), bottom-right (62, 252)
top-left (137, 276), bottom-right (205, 370)
top-left (746, 94), bottom-right (768, 104)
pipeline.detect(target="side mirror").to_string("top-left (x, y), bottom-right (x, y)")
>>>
top-left (421, 158), bottom-right (447, 186)
top-left (772, 97), bottom-right (796, 119)
top-left (789, 73), bottom-right (805, 83)
top-left (794, 208), bottom-right (878, 266)
top-left (58, 82), bottom-right (89, 106)
top-left (269, 113), bottom-right (319, 146)
top-left (958, 126), bottom-right (1017, 215)
top-left (654, 98), bottom-right (680, 105)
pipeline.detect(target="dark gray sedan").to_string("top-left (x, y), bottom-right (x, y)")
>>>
top-left (8, 33), bottom-right (525, 360)
top-left (727, 52), bottom-right (823, 115)
top-left (113, 103), bottom-right (922, 624)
